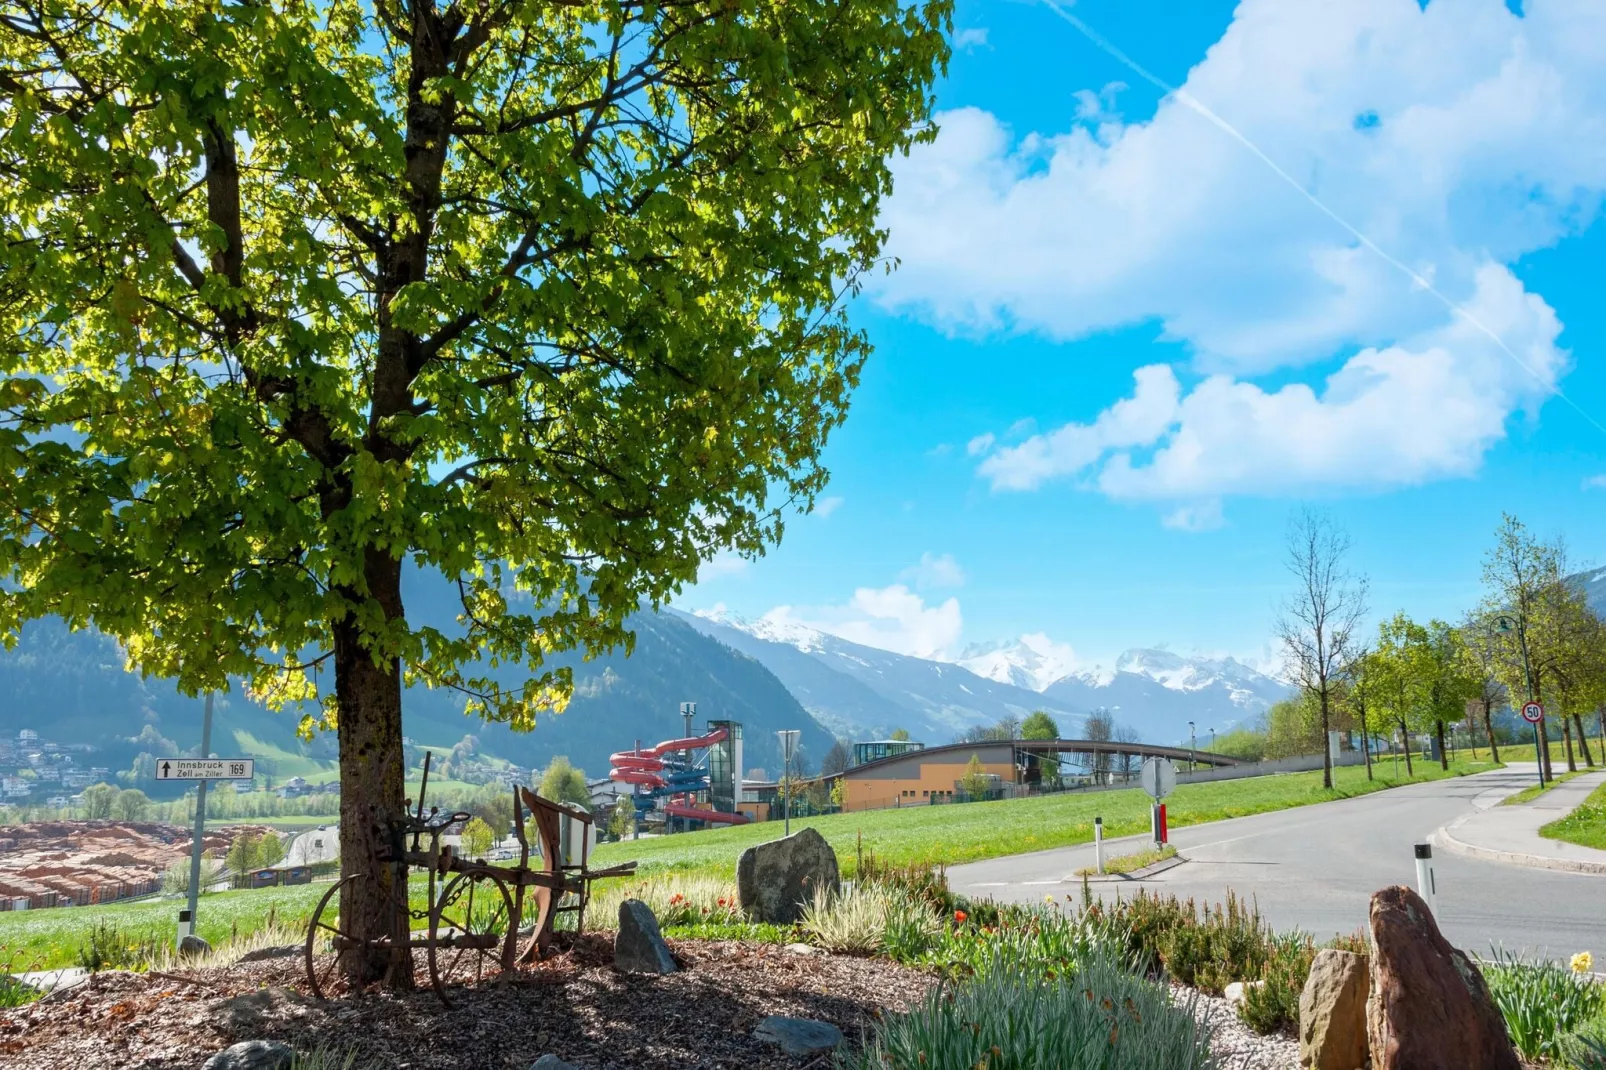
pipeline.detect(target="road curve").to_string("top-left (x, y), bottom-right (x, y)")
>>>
top-left (947, 765), bottom-right (1603, 957)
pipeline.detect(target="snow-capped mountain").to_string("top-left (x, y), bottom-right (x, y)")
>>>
top-left (677, 608), bottom-right (1290, 749)
top-left (956, 633), bottom-right (1079, 692)
top-left (678, 608), bottom-right (1083, 743)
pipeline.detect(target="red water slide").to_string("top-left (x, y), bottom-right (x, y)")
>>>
top-left (662, 802), bottom-right (749, 825)
top-left (608, 726), bottom-right (729, 771)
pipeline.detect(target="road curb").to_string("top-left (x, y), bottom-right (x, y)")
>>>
top-left (1074, 854), bottom-right (1188, 883)
top-left (1431, 823), bottom-right (1606, 877)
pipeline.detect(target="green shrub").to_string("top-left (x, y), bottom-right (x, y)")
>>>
top-left (75, 920), bottom-right (164, 973)
top-left (856, 853), bottom-right (952, 913)
top-left (916, 901), bottom-right (1130, 983)
top-left (1483, 949), bottom-right (1606, 1063)
top-left (801, 883), bottom-right (937, 956)
top-left (1562, 1019), bottom-right (1606, 1070)
top-left (845, 947), bottom-right (1217, 1070)
top-left (1097, 890), bottom-right (1267, 994)
top-left (1238, 930), bottom-right (1315, 1035)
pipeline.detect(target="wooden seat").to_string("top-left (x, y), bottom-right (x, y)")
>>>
top-left (511, 785), bottom-right (636, 961)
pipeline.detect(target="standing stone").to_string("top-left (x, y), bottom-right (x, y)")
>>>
top-left (1299, 949), bottom-right (1369, 1070)
top-left (1365, 886), bottom-right (1519, 1070)
top-left (736, 827), bottom-right (840, 924)
top-left (614, 899), bottom-right (677, 975)
top-left (179, 934), bottom-right (212, 958)
top-left (200, 1040), bottom-right (295, 1070)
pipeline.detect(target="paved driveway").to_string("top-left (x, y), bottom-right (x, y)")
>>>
top-left (948, 765), bottom-right (1605, 956)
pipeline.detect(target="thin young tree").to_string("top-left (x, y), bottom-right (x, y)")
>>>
top-left (1340, 647), bottom-right (1377, 780)
top-left (1276, 510), bottom-right (1369, 789)
top-left (1482, 515), bottom-right (1560, 780)
top-left (1461, 612), bottom-right (1508, 765)
top-left (0, 2), bottom-right (949, 988)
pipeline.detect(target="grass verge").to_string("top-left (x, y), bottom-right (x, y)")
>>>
top-left (591, 759), bottom-right (1497, 877)
top-left (1076, 843), bottom-right (1177, 877)
top-left (1503, 769), bottom-right (1588, 806)
top-left (1496, 737), bottom-right (1604, 768)
top-left (1541, 782), bottom-right (1606, 852)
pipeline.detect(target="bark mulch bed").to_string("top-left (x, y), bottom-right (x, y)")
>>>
top-left (0, 937), bottom-right (935, 1070)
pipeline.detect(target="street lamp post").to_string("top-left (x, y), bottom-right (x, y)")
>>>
top-left (1188, 721), bottom-right (1196, 772)
top-left (1495, 615), bottom-right (1546, 788)
top-left (778, 730), bottom-right (800, 836)
top-left (1210, 727), bottom-right (1216, 753)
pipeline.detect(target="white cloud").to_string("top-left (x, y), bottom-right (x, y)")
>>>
top-left (954, 27), bottom-right (989, 52)
top-left (763, 585), bottom-right (963, 659)
top-left (966, 432), bottom-right (996, 456)
top-left (1162, 501), bottom-right (1225, 532)
top-left (814, 496), bottom-right (844, 518)
top-left (899, 551), bottom-right (965, 589)
top-left (1584, 474), bottom-right (1606, 490)
top-left (880, 0), bottom-right (1604, 508)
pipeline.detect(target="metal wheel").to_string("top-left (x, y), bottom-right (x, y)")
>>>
top-left (304, 873), bottom-right (364, 1000)
top-left (427, 870), bottom-right (514, 1003)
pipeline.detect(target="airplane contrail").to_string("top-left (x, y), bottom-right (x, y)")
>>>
top-left (1038, 0), bottom-right (1606, 437)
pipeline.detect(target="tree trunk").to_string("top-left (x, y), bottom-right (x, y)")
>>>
top-left (1400, 719), bottom-right (1414, 777)
top-left (1319, 686), bottom-right (1332, 790)
top-left (1436, 720), bottom-right (1448, 771)
top-left (1483, 698), bottom-right (1499, 765)
top-left (1561, 715), bottom-right (1577, 774)
top-left (333, 548), bottom-right (412, 989)
top-left (1571, 714), bottom-right (1594, 768)
top-left (1362, 718), bottom-right (1373, 780)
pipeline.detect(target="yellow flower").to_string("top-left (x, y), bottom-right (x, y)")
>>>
top-left (1571, 951), bottom-right (1593, 974)
top-left (1044, 894), bottom-right (1055, 903)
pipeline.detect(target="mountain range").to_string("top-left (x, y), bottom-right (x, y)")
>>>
top-left (677, 609), bottom-right (1289, 747)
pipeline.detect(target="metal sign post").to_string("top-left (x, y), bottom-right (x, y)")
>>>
top-left (182, 693), bottom-right (212, 950)
top-left (1521, 702), bottom-right (1545, 789)
top-left (778, 730), bottom-right (800, 836)
top-left (1139, 757), bottom-right (1175, 849)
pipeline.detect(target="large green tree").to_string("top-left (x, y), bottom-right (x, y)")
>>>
top-left (0, 1), bottom-right (949, 987)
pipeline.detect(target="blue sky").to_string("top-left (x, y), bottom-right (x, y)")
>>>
top-left (679, 0), bottom-right (1606, 673)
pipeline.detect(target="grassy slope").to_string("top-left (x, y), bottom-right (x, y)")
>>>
top-left (1494, 735), bottom-right (1604, 767)
top-left (592, 759), bottom-right (1496, 877)
top-left (1539, 781), bottom-right (1606, 852)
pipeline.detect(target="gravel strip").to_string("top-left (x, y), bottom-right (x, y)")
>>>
top-left (1176, 985), bottom-right (1299, 1070)
top-left (0, 937), bottom-right (931, 1070)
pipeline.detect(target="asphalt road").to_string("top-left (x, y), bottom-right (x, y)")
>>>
top-left (948, 765), bottom-right (1605, 956)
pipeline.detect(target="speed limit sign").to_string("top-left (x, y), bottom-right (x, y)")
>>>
top-left (1521, 702), bottom-right (1543, 724)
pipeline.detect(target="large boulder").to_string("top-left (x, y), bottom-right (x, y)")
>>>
top-left (1299, 948), bottom-right (1369, 1070)
top-left (1365, 886), bottom-right (1519, 1070)
top-left (736, 827), bottom-right (839, 924)
top-left (614, 899), bottom-right (677, 975)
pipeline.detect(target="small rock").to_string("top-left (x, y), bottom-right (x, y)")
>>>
top-left (1299, 948), bottom-right (1369, 1070)
top-left (1366, 885), bottom-right (1519, 1070)
top-left (178, 934), bottom-right (212, 958)
top-left (530, 1056), bottom-right (579, 1070)
top-left (219, 986), bottom-right (308, 1030)
top-left (614, 899), bottom-right (677, 975)
top-left (236, 945), bottom-right (299, 964)
top-left (754, 1015), bottom-right (844, 1057)
top-left (783, 942), bottom-right (823, 955)
top-left (1223, 980), bottom-right (1263, 1005)
top-left (201, 1040), bottom-right (294, 1070)
top-left (736, 827), bottom-right (840, 924)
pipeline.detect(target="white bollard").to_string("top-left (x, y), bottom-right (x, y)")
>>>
top-left (1094, 817), bottom-right (1104, 875)
top-left (1414, 843), bottom-right (1438, 916)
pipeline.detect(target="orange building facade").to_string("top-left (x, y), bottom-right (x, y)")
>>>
top-left (838, 742), bottom-right (1018, 812)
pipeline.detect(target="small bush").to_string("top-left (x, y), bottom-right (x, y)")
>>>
top-left (801, 883), bottom-right (892, 954)
top-left (76, 920), bottom-right (165, 973)
top-left (1563, 1019), bottom-right (1606, 1070)
top-left (920, 901), bottom-right (1130, 983)
top-left (846, 947), bottom-right (1217, 1070)
top-left (1483, 949), bottom-right (1606, 1062)
top-left (856, 853), bottom-right (952, 913)
top-left (1238, 930), bottom-right (1314, 1035)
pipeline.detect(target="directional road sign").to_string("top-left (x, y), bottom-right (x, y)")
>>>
top-left (1140, 756), bottom-right (1176, 800)
top-left (1521, 702), bottom-right (1544, 724)
top-left (156, 758), bottom-right (254, 781)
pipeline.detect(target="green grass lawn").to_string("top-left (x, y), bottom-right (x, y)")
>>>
top-left (1501, 769), bottom-right (1588, 806)
top-left (1540, 781), bottom-right (1606, 852)
top-left (1493, 735), bottom-right (1604, 768)
top-left (591, 758), bottom-right (1497, 878)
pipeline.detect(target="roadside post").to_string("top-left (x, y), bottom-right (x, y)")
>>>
top-left (778, 729), bottom-right (800, 837)
top-left (1414, 843), bottom-right (1438, 917)
top-left (1520, 702), bottom-right (1545, 789)
top-left (1139, 757), bottom-right (1175, 850)
top-left (1094, 816), bottom-right (1104, 874)
top-left (156, 693), bottom-right (255, 950)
